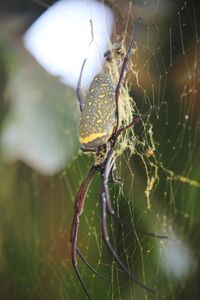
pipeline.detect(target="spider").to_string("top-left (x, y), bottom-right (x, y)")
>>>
top-left (70, 17), bottom-right (165, 299)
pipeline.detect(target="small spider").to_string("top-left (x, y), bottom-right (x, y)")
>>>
top-left (70, 17), bottom-right (164, 299)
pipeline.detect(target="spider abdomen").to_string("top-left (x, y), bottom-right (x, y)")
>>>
top-left (80, 72), bottom-right (116, 150)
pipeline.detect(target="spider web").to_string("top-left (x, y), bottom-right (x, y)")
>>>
top-left (65, 1), bottom-right (200, 299)
top-left (0, 1), bottom-right (200, 300)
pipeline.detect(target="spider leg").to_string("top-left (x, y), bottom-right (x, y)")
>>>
top-left (114, 108), bottom-right (155, 144)
top-left (135, 229), bottom-right (168, 239)
top-left (76, 248), bottom-right (108, 280)
top-left (115, 17), bottom-right (142, 132)
top-left (101, 149), bottom-right (126, 226)
top-left (100, 149), bottom-right (155, 294)
top-left (109, 163), bottom-right (121, 184)
top-left (77, 58), bottom-right (87, 111)
top-left (115, 115), bottom-right (142, 141)
top-left (70, 165), bottom-right (98, 300)
top-left (101, 148), bottom-right (118, 217)
top-left (116, 216), bottom-right (168, 239)
top-left (107, 163), bottom-right (123, 233)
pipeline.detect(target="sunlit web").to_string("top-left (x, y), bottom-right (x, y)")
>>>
top-left (2, 1), bottom-right (200, 300)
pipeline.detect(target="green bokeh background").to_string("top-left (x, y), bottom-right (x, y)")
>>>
top-left (0, 1), bottom-right (200, 300)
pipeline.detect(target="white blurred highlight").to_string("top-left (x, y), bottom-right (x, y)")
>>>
top-left (24, 0), bottom-right (114, 89)
top-left (160, 235), bottom-right (197, 280)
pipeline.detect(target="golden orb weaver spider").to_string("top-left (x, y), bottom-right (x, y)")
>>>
top-left (70, 17), bottom-right (166, 299)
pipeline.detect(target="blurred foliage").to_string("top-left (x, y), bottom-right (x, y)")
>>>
top-left (0, 24), bottom-right (80, 174)
top-left (0, 1), bottom-right (200, 300)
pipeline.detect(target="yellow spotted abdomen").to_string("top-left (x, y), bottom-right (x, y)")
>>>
top-left (79, 72), bottom-right (116, 150)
